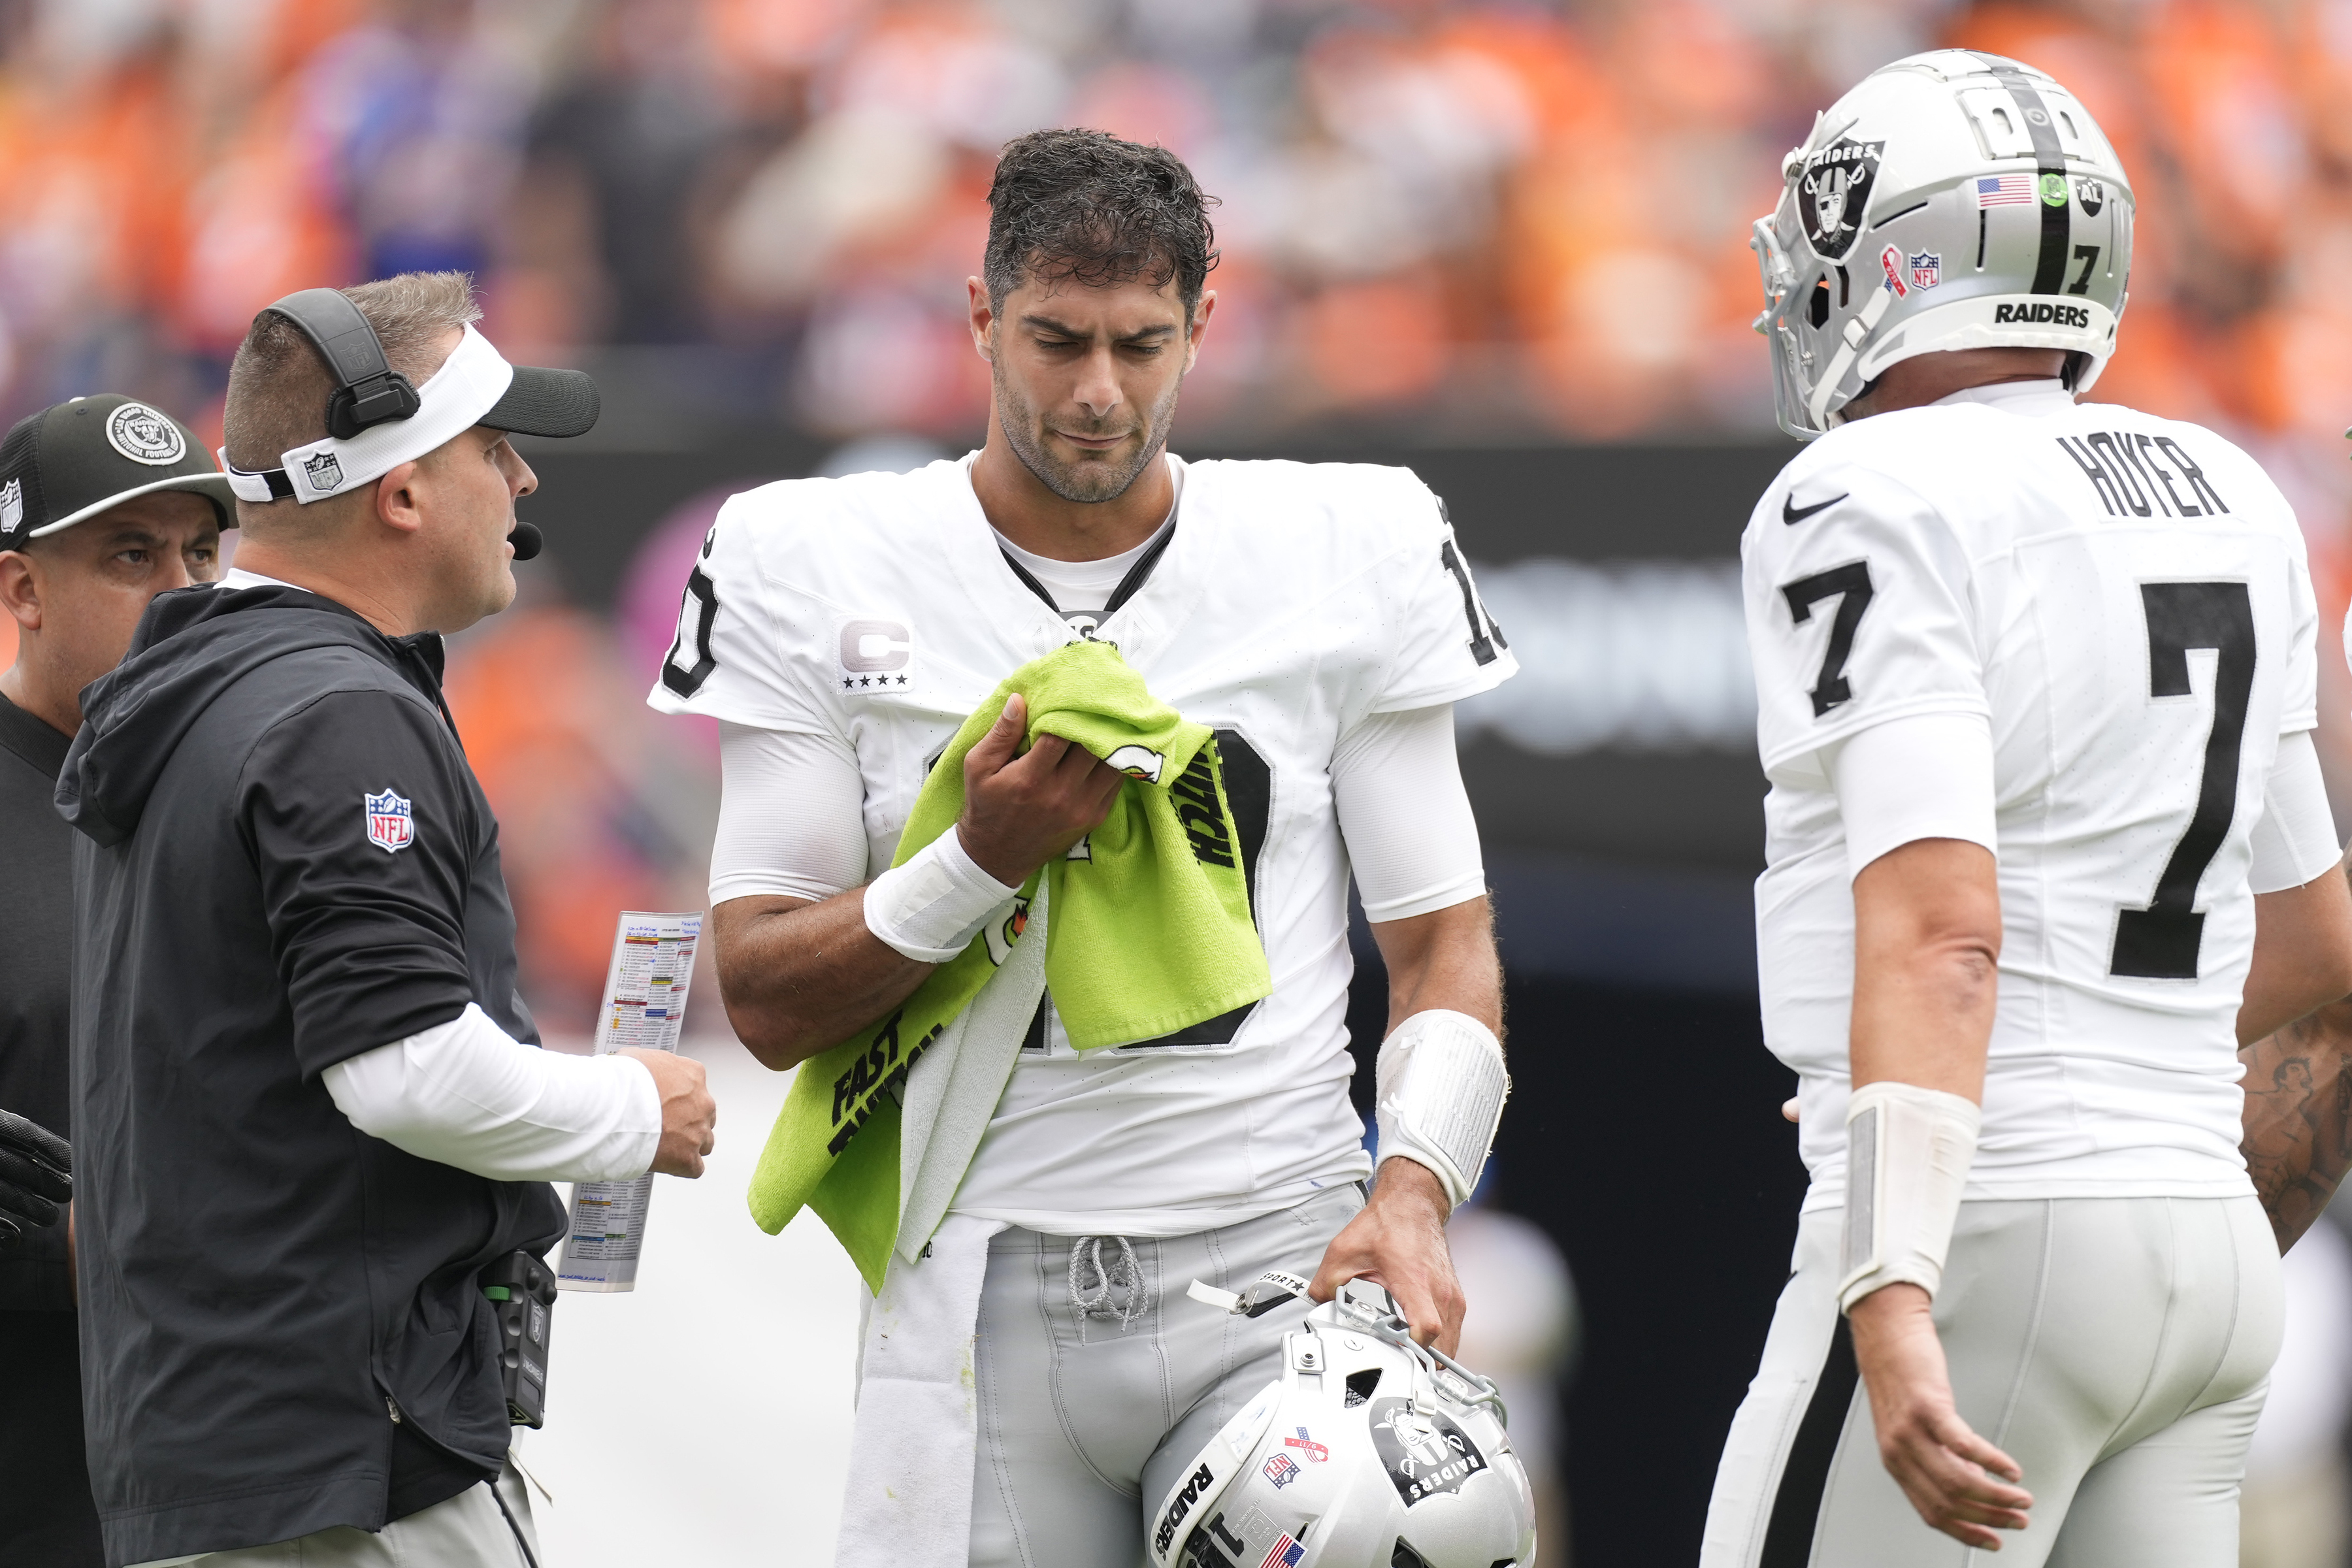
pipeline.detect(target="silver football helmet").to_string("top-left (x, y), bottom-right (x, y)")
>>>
top-left (1149, 1278), bottom-right (1536, 1568)
top-left (1754, 50), bottom-right (2134, 439)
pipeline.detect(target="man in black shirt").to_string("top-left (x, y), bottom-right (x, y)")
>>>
top-left (61, 275), bottom-right (717, 1568)
top-left (0, 393), bottom-right (232, 1567)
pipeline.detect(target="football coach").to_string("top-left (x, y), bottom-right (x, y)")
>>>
top-left (0, 393), bottom-right (230, 1566)
top-left (58, 274), bottom-right (717, 1568)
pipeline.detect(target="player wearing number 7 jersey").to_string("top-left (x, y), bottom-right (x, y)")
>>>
top-left (1704, 52), bottom-right (2352, 1568)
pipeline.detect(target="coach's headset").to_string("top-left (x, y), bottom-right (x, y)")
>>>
top-left (223, 287), bottom-right (605, 560)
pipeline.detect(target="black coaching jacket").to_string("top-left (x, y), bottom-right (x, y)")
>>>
top-left (57, 581), bottom-right (564, 1565)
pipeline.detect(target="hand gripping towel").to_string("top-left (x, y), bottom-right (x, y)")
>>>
top-left (750, 638), bottom-right (1271, 1288)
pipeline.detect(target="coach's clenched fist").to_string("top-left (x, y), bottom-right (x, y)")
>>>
top-left (619, 1049), bottom-right (717, 1179)
top-left (956, 692), bottom-right (1126, 887)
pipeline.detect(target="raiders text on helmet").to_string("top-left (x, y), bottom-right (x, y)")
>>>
top-left (1753, 50), bottom-right (2134, 438)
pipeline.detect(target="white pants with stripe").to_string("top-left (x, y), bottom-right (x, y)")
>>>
top-left (1703, 1195), bottom-right (2281, 1568)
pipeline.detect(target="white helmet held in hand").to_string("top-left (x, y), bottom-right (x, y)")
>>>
top-left (1150, 1277), bottom-right (1537, 1568)
top-left (1754, 50), bottom-right (2134, 439)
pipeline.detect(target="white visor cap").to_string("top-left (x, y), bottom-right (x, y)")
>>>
top-left (221, 324), bottom-right (598, 505)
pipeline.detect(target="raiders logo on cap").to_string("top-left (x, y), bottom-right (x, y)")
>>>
top-left (0, 394), bottom-right (234, 547)
top-left (105, 401), bottom-right (187, 466)
top-left (1797, 138), bottom-right (1886, 262)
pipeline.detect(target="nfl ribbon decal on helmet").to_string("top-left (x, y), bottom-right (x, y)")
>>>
top-left (1880, 244), bottom-right (1909, 298)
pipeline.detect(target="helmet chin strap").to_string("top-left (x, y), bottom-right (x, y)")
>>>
top-left (1808, 279), bottom-right (1899, 430)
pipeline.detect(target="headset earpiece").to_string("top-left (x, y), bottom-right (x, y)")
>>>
top-left (323, 371), bottom-right (422, 441)
top-left (261, 288), bottom-right (425, 442)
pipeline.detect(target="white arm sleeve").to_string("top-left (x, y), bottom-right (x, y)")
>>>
top-left (710, 720), bottom-right (870, 906)
top-left (323, 1004), bottom-right (662, 1183)
top-left (1333, 704), bottom-right (1486, 923)
top-left (1825, 711), bottom-right (1999, 881)
top-left (2249, 730), bottom-right (2341, 894)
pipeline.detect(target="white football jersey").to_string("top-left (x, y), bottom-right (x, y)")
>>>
top-left (1747, 382), bottom-right (2318, 1210)
top-left (649, 453), bottom-right (1515, 1233)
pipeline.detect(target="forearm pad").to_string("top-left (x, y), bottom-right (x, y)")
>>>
top-left (1374, 1009), bottom-right (1508, 1209)
top-left (863, 828), bottom-right (1020, 964)
top-left (1838, 1079), bottom-right (1981, 1313)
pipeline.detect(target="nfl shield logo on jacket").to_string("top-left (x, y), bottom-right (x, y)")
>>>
top-left (363, 788), bottom-right (413, 853)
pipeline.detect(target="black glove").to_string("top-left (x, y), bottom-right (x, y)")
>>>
top-left (0, 1109), bottom-right (71, 1251)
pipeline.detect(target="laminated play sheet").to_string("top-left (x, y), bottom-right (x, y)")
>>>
top-left (555, 911), bottom-right (703, 1293)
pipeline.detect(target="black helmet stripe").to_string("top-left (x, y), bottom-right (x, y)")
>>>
top-left (1975, 54), bottom-right (2072, 295)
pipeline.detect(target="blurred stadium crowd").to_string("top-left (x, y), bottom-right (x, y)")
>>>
top-left (10, 0), bottom-right (2352, 447)
top-left (20, 8), bottom-right (2352, 1556)
top-left (10, 0), bottom-right (2352, 1026)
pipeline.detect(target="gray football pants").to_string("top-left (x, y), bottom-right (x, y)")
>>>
top-left (1703, 1195), bottom-right (2283, 1568)
top-left (969, 1183), bottom-right (1364, 1568)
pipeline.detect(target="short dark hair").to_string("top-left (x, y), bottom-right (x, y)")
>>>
top-left (983, 129), bottom-right (1218, 318)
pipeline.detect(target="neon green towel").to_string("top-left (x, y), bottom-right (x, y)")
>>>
top-left (749, 639), bottom-right (1271, 1288)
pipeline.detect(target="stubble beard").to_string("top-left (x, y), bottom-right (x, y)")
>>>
top-left (995, 357), bottom-right (1183, 505)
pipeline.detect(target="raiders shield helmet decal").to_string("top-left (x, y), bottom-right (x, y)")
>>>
top-left (1797, 138), bottom-right (1885, 261)
top-left (1367, 1396), bottom-right (1488, 1506)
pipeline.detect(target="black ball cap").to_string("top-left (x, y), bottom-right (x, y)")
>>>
top-left (478, 365), bottom-right (600, 440)
top-left (0, 395), bottom-right (235, 552)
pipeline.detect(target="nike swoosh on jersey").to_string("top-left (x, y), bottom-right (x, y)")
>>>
top-left (1783, 491), bottom-right (1849, 525)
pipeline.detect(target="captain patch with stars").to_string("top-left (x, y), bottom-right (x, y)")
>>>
top-left (836, 615), bottom-right (917, 693)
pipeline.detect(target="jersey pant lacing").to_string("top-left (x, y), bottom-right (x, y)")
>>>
top-left (1068, 1235), bottom-right (1147, 1341)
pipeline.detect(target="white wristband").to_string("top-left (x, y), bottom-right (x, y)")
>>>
top-left (863, 828), bottom-right (1020, 964)
top-left (1374, 1009), bottom-right (1509, 1209)
top-left (1838, 1079), bottom-right (1981, 1313)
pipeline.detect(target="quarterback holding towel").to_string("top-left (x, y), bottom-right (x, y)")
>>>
top-left (651, 130), bottom-right (1524, 1568)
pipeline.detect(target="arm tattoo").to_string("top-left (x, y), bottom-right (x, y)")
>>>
top-left (2240, 1000), bottom-right (2352, 1252)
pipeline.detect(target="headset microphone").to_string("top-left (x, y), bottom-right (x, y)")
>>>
top-left (508, 522), bottom-right (544, 561)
